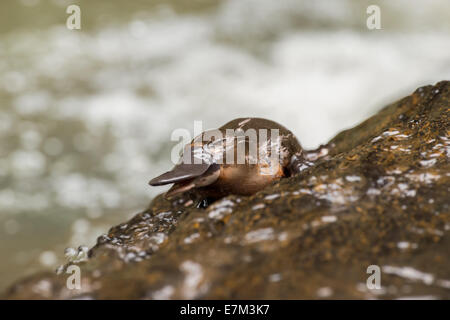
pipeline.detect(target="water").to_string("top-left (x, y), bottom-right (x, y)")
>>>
top-left (0, 0), bottom-right (449, 292)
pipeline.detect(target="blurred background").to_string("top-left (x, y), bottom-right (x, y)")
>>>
top-left (0, 0), bottom-right (449, 292)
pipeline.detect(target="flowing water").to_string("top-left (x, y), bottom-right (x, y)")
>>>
top-left (0, 0), bottom-right (449, 292)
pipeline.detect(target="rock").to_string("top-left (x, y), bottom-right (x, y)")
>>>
top-left (4, 81), bottom-right (450, 299)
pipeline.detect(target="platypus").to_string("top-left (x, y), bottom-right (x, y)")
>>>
top-left (149, 118), bottom-right (304, 201)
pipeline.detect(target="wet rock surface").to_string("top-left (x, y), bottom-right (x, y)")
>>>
top-left (4, 81), bottom-right (450, 299)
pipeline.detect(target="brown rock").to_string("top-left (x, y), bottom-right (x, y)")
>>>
top-left (4, 81), bottom-right (450, 299)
